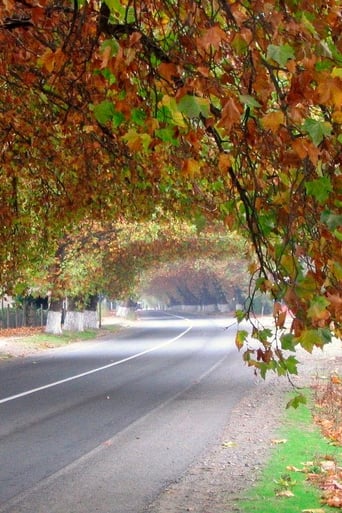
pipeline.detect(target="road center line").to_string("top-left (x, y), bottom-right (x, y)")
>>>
top-left (0, 325), bottom-right (193, 405)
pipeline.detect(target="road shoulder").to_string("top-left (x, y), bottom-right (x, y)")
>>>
top-left (146, 341), bottom-right (342, 513)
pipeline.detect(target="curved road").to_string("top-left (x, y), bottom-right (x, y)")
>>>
top-left (0, 311), bottom-right (255, 513)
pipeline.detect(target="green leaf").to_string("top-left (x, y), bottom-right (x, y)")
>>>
top-left (321, 209), bottom-right (342, 230)
top-left (231, 33), bottom-right (248, 54)
top-left (100, 39), bottom-right (119, 58)
top-left (193, 213), bottom-right (207, 233)
top-left (93, 100), bottom-right (115, 124)
top-left (112, 110), bottom-right (125, 128)
top-left (282, 355), bottom-right (299, 375)
top-left (235, 309), bottom-right (246, 323)
top-left (258, 360), bottom-right (276, 379)
top-left (122, 129), bottom-right (152, 152)
top-left (286, 393), bottom-right (307, 409)
top-left (267, 44), bottom-right (295, 67)
top-left (155, 127), bottom-right (180, 146)
top-left (131, 108), bottom-right (146, 126)
top-left (252, 328), bottom-right (273, 343)
top-left (315, 59), bottom-right (334, 72)
top-left (104, 0), bottom-right (135, 22)
top-left (318, 327), bottom-right (332, 345)
top-left (156, 105), bottom-right (173, 123)
top-left (160, 95), bottom-right (187, 127)
top-left (297, 329), bottom-right (330, 353)
top-left (178, 95), bottom-right (210, 118)
top-left (305, 176), bottom-right (333, 204)
top-left (303, 118), bottom-right (332, 146)
top-left (280, 333), bottom-right (296, 351)
top-left (239, 95), bottom-right (262, 109)
top-left (334, 229), bottom-right (342, 241)
top-left (301, 12), bottom-right (318, 36)
top-left (307, 295), bottom-right (330, 320)
top-left (235, 329), bottom-right (248, 350)
top-left (258, 211), bottom-right (276, 235)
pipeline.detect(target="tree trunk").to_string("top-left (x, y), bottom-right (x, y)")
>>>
top-left (45, 299), bottom-right (63, 334)
top-left (83, 310), bottom-right (98, 329)
top-left (83, 294), bottom-right (98, 328)
top-left (116, 299), bottom-right (136, 318)
top-left (63, 310), bottom-right (84, 331)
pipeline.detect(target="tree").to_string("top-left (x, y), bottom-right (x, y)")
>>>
top-left (0, 1), bottom-right (341, 376)
top-left (139, 255), bottom-right (249, 310)
top-left (25, 216), bottom-right (245, 330)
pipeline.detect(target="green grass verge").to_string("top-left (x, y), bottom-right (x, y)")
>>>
top-left (238, 391), bottom-right (341, 513)
top-left (0, 325), bottom-right (124, 359)
top-left (25, 324), bottom-right (122, 346)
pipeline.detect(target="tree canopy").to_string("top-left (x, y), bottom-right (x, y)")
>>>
top-left (0, 0), bottom-right (341, 376)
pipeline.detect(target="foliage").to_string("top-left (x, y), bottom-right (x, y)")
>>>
top-left (0, 0), bottom-right (341, 375)
top-left (139, 255), bottom-right (249, 308)
top-left (16, 214), bottom-right (246, 306)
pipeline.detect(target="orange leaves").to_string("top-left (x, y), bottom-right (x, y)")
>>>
top-left (158, 62), bottom-right (180, 84)
top-left (291, 138), bottom-right (320, 166)
top-left (196, 25), bottom-right (228, 54)
top-left (40, 48), bottom-right (67, 73)
top-left (316, 74), bottom-right (342, 108)
top-left (218, 97), bottom-right (242, 133)
top-left (261, 111), bottom-right (285, 133)
top-left (122, 129), bottom-right (152, 153)
top-left (307, 296), bottom-right (331, 327)
top-left (181, 158), bottom-right (202, 179)
top-left (327, 293), bottom-right (342, 324)
top-left (0, 0), bottom-right (341, 355)
top-left (218, 153), bottom-right (232, 172)
top-left (0, 326), bottom-right (43, 338)
top-left (273, 302), bottom-right (287, 329)
top-left (235, 329), bottom-right (248, 351)
top-left (331, 374), bottom-right (342, 385)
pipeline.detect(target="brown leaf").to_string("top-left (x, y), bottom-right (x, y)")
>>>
top-left (276, 490), bottom-right (294, 497)
top-left (302, 509), bottom-right (326, 513)
top-left (261, 111), bottom-right (285, 132)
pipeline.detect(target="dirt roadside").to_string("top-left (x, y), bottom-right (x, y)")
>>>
top-left (146, 341), bottom-right (342, 513)
top-left (0, 324), bottom-right (341, 513)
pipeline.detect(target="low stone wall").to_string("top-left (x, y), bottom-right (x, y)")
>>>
top-left (217, 303), bottom-right (231, 313)
top-left (166, 304), bottom-right (231, 314)
top-left (116, 306), bottom-right (136, 318)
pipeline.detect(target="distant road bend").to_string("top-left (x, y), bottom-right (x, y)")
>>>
top-left (0, 310), bottom-right (256, 513)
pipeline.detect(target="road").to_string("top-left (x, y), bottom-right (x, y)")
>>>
top-left (0, 311), bottom-right (255, 513)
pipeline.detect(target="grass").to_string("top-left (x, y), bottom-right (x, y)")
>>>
top-left (238, 389), bottom-right (342, 513)
top-left (0, 323), bottom-right (124, 359)
top-left (29, 325), bottom-right (122, 344)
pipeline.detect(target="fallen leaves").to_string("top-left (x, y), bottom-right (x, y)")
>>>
top-left (300, 374), bottom-right (342, 509)
top-left (222, 441), bottom-right (236, 448)
top-left (271, 438), bottom-right (288, 445)
top-left (276, 489), bottom-right (294, 497)
top-left (306, 459), bottom-right (342, 509)
top-left (313, 373), bottom-right (342, 445)
top-left (0, 327), bottom-right (43, 338)
top-left (302, 509), bottom-right (326, 513)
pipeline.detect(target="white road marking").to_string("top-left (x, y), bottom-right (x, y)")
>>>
top-left (0, 325), bottom-right (193, 405)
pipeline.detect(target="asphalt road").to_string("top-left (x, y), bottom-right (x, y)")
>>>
top-left (0, 310), bottom-right (255, 513)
